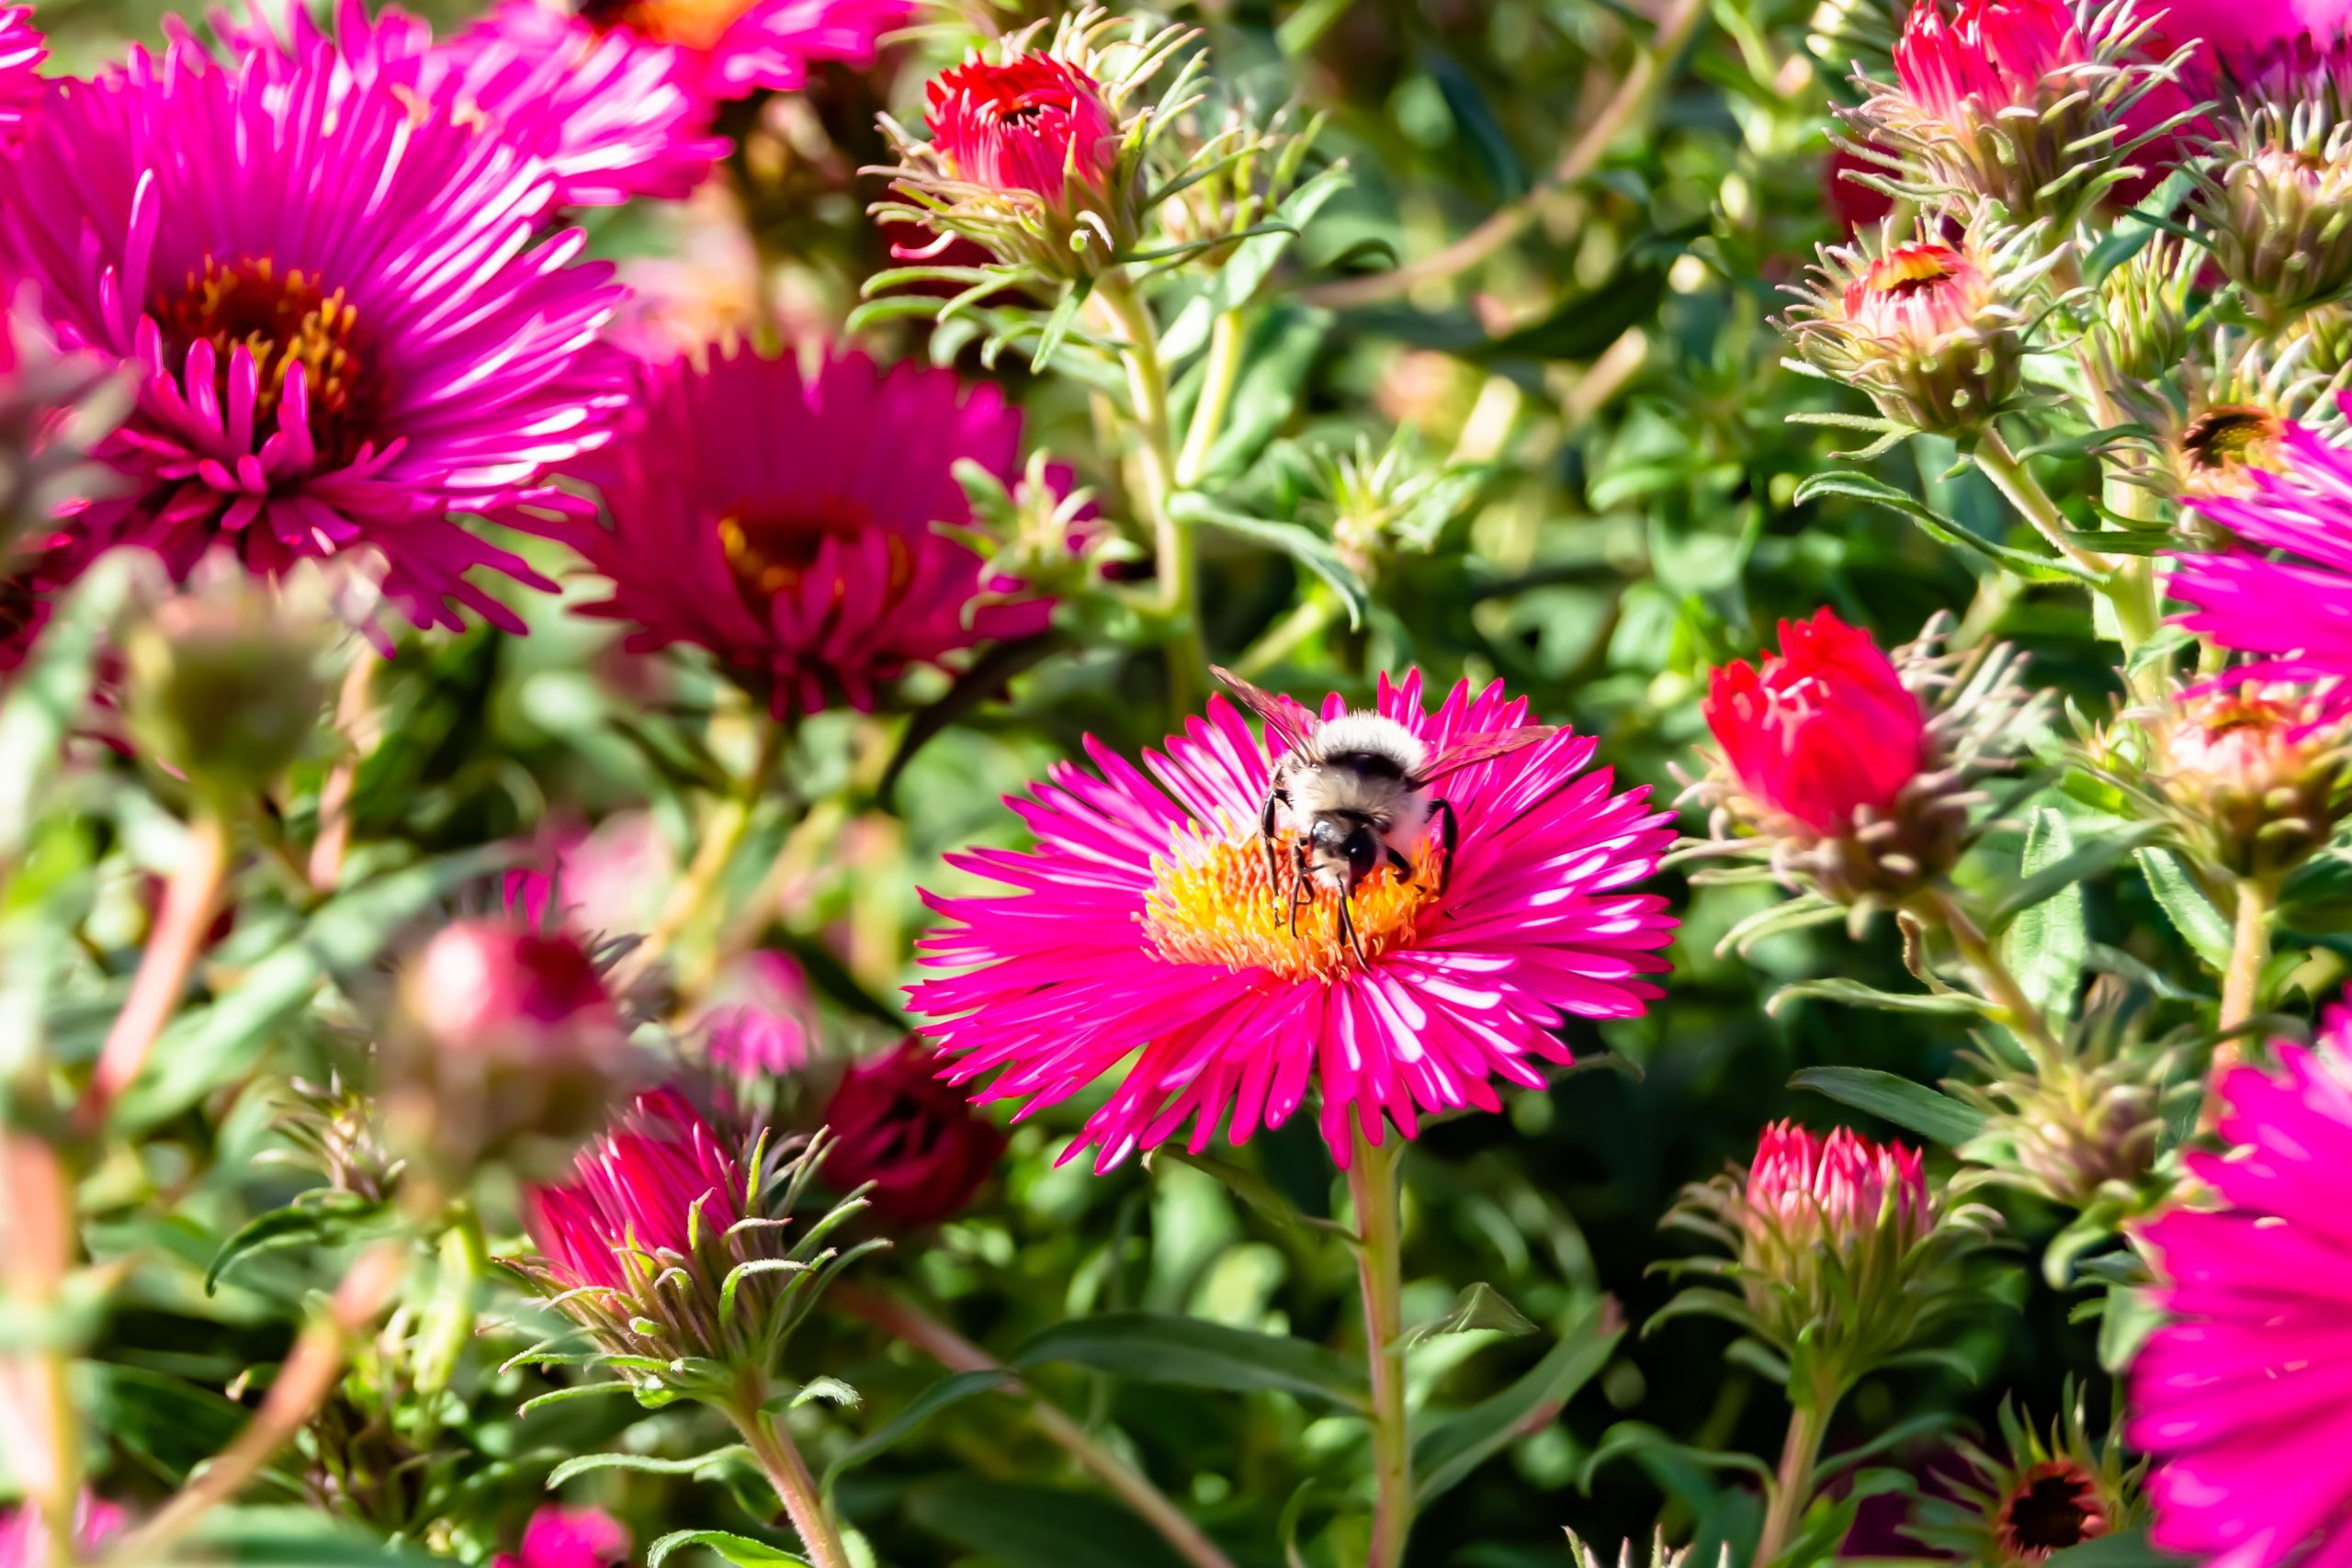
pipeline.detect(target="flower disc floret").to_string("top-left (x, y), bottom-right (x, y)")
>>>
top-left (910, 670), bottom-right (1677, 1169)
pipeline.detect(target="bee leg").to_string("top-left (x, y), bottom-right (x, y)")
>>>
top-left (1385, 845), bottom-right (1412, 884)
top-left (1433, 798), bottom-right (1460, 897)
top-left (1260, 792), bottom-right (1283, 894)
top-left (1338, 892), bottom-right (1368, 968)
top-left (1289, 841), bottom-right (1311, 939)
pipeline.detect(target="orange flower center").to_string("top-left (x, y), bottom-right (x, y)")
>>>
top-left (1140, 824), bottom-right (1443, 982)
top-left (153, 256), bottom-right (380, 467)
top-left (578, 0), bottom-right (750, 51)
top-left (718, 496), bottom-right (907, 606)
top-left (2180, 404), bottom-right (2286, 493)
top-left (1863, 246), bottom-right (1961, 298)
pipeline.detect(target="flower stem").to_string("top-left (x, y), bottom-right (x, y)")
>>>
top-left (1348, 1128), bottom-right (1411, 1568)
top-left (1753, 1394), bottom-right (1831, 1567)
top-left (307, 651), bottom-right (381, 893)
top-left (616, 718), bottom-right (787, 991)
top-left (1096, 272), bottom-right (1204, 713)
top-left (107, 1239), bottom-right (407, 1566)
top-left (1233, 592), bottom-right (1338, 680)
top-left (731, 1398), bottom-right (854, 1568)
top-left (3, 1127), bottom-right (84, 1568)
top-left (1917, 887), bottom-right (2064, 1069)
top-left (1972, 427), bottom-right (2111, 580)
top-left (75, 809), bottom-right (232, 1136)
top-left (1175, 309), bottom-right (1247, 489)
top-left (407, 1202), bottom-right (488, 1449)
top-left (2205, 875), bottom-right (2277, 1130)
top-left (830, 1281), bottom-right (1242, 1568)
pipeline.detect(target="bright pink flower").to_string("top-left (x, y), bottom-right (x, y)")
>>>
top-left (2131, 1012), bottom-right (2352, 1568)
top-left (1894, 0), bottom-right (2087, 124)
top-left (492, 1506), bottom-right (629, 1568)
top-left (550, 344), bottom-right (1052, 717)
top-left (925, 54), bottom-right (1120, 206)
top-left (0, 8), bottom-right (43, 141)
top-left (0, 1494), bottom-right (128, 1568)
top-left (1747, 1119), bottom-right (1930, 1245)
top-left (576, 0), bottom-right (909, 96)
top-left (822, 1039), bottom-right (1006, 1226)
top-left (524, 1089), bottom-right (745, 1292)
top-left (504, 814), bottom-right (676, 938)
top-left (0, 38), bottom-right (628, 631)
top-left (1702, 608), bottom-right (1929, 838)
top-left (2171, 419), bottom-right (2352, 685)
top-left (703, 950), bottom-right (819, 1075)
top-left (2150, 0), bottom-right (2352, 73)
top-left (402, 921), bottom-right (621, 1054)
top-left (910, 671), bottom-right (1677, 1169)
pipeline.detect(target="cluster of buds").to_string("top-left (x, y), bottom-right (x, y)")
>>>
top-left (1680, 608), bottom-right (2040, 916)
top-left (504, 1089), bottom-right (882, 1408)
top-left (2107, 329), bottom-right (2346, 510)
top-left (1844, 0), bottom-right (2186, 227)
top-left (2084, 678), bottom-right (2352, 879)
top-left (1152, 100), bottom-right (1329, 274)
top-left (1781, 220), bottom-right (2057, 434)
top-left (2088, 236), bottom-right (2199, 392)
top-left (2191, 39), bottom-right (2352, 325)
top-left (866, 9), bottom-right (1199, 291)
top-left (1286, 434), bottom-right (1486, 584)
top-left (1659, 1122), bottom-right (1997, 1396)
top-left (943, 447), bottom-right (1120, 614)
top-left (1909, 1392), bottom-right (2143, 1566)
top-left (379, 917), bottom-right (649, 1195)
top-left (272, 1071), bottom-right (405, 1203)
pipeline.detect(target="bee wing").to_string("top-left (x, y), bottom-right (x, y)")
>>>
top-left (1420, 727), bottom-right (1557, 782)
top-left (1209, 665), bottom-right (1323, 753)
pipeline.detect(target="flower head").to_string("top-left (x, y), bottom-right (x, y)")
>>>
top-left (492, 1506), bottom-right (629, 1568)
top-left (2131, 1010), bottom-right (2352, 1568)
top-left (550, 344), bottom-right (1052, 717)
top-left (1909, 1393), bottom-right (2142, 1567)
top-left (821, 1039), bottom-right (1006, 1226)
top-left (910, 671), bottom-right (1677, 1169)
top-left (1687, 609), bottom-right (2034, 907)
top-left (0, 8), bottom-right (43, 141)
top-left (1781, 222), bottom-right (2048, 433)
top-left (0, 1494), bottom-right (128, 1568)
top-left (0, 37), bottom-right (628, 631)
top-left (510, 1089), bottom-right (879, 1397)
top-left (703, 950), bottom-right (820, 1077)
top-left (1663, 1121), bottom-right (1995, 1390)
top-left (2189, 37), bottom-right (2352, 323)
top-left (2170, 416), bottom-right (2352, 684)
top-left (2143, 680), bottom-right (2352, 875)
top-left (929, 54), bottom-right (1120, 207)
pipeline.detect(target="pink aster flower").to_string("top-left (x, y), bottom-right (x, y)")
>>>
top-left (0, 1493), bottom-right (129, 1568)
top-left (0, 38), bottom-right (628, 631)
top-left (492, 1506), bottom-right (629, 1568)
top-left (567, 0), bottom-right (908, 97)
top-left (910, 671), bottom-right (1677, 1169)
top-left (2170, 419), bottom-right (2352, 685)
top-left (701, 950), bottom-right (820, 1076)
top-left (1747, 1119), bottom-right (1931, 1246)
top-left (925, 53), bottom-right (1121, 209)
top-left (0, 8), bottom-right (43, 141)
top-left (1894, 0), bottom-right (2088, 126)
top-left (550, 344), bottom-right (1052, 716)
top-left (524, 1088), bottom-right (744, 1292)
top-left (2131, 1010), bottom-right (2352, 1568)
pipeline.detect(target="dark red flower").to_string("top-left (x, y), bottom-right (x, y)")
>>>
top-left (1996, 1459), bottom-right (2112, 1562)
top-left (1702, 608), bottom-right (1928, 838)
top-left (821, 1039), bottom-right (1004, 1226)
top-left (924, 53), bottom-right (1118, 208)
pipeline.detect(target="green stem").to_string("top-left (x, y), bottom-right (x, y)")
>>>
top-left (615, 718), bottom-right (787, 990)
top-left (730, 1389), bottom-right (854, 1568)
top-left (1348, 1128), bottom-right (1411, 1568)
top-left (1919, 888), bottom-right (2064, 1069)
top-left (1973, 427), bottom-right (2110, 580)
top-left (1096, 272), bottom-right (1204, 712)
top-left (2205, 875), bottom-right (2277, 1130)
top-left (1753, 1393), bottom-right (1832, 1566)
top-left (408, 1203), bottom-right (488, 1447)
top-left (1176, 309), bottom-right (1247, 489)
top-left (1233, 592), bottom-right (1338, 680)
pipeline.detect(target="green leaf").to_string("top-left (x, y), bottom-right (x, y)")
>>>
top-left (0, 551), bottom-right (135, 863)
top-left (2137, 848), bottom-right (2234, 970)
top-left (1032, 278), bottom-right (1091, 372)
top-left (2006, 807), bottom-right (2087, 1024)
top-left (1411, 1298), bottom-right (1622, 1507)
top-left (821, 1368), bottom-right (1015, 1504)
top-left (2046, 1529), bottom-right (2192, 1568)
top-left (1152, 1148), bottom-right (1350, 1239)
top-left (1792, 471), bottom-right (2097, 583)
top-left (646, 1530), bottom-right (811, 1568)
top-left (545, 1445), bottom-right (751, 1487)
top-left (1401, 1282), bottom-right (1539, 1348)
top-left (74, 1361), bottom-right (248, 1484)
top-left (2096, 1282), bottom-right (2165, 1376)
top-left (1013, 1310), bottom-right (1369, 1409)
top-left (1169, 494), bottom-right (1369, 628)
top-left (205, 1192), bottom-right (394, 1294)
top-left (174, 1507), bottom-right (451, 1567)
top-left (1578, 1421), bottom-right (1777, 1492)
top-left (1765, 978), bottom-right (1997, 1019)
top-left (1787, 1066), bottom-right (1989, 1146)
top-left (903, 1478), bottom-right (1199, 1568)
top-left (876, 633), bottom-right (1067, 807)
top-left (1991, 824), bottom-right (2162, 926)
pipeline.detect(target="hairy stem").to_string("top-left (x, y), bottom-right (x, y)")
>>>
top-left (1918, 887), bottom-right (2064, 1068)
top-left (3, 1129), bottom-right (83, 1567)
top-left (307, 652), bottom-right (381, 892)
top-left (1096, 272), bottom-right (1204, 712)
top-left (108, 1240), bottom-right (407, 1565)
top-left (615, 719), bottom-right (786, 991)
top-left (731, 1395), bottom-right (854, 1568)
top-left (76, 809), bottom-right (232, 1135)
top-left (1176, 309), bottom-right (1247, 489)
top-left (2206, 875), bottom-right (2277, 1129)
top-left (1753, 1394), bottom-right (1831, 1566)
top-left (1972, 427), bottom-right (2111, 580)
top-left (831, 1282), bottom-right (1241, 1568)
top-left (1349, 1129), bottom-right (1411, 1568)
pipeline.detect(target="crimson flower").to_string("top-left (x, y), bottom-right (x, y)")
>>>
top-left (926, 54), bottom-right (1120, 208)
top-left (1894, 0), bottom-right (2086, 124)
top-left (821, 1039), bottom-right (1006, 1226)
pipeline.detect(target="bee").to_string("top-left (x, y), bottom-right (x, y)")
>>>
top-left (1210, 666), bottom-right (1557, 964)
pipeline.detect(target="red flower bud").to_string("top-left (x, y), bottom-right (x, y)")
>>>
top-left (1702, 608), bottom-right (1928, 839)
top-left (1894, 0), bottom-right (2086, 126)
top-left (820, 1039), bottom-right (1004, 1226)
top-left (925, 53), bottom-right (1119, 209)
top-left (1746, 1119), bottom-right (1929, 1248)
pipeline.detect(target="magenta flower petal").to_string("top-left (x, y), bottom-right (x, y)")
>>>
top-left (523, 1089), bottom-right (744, 1292)
top-left (0, 7), bottom-right (43, 141)
top-left (0, 35), bottom-right (629, 630)
top-left (2172, 419), bottom-right (2352, 684)
top-left (910, 671), bottom-right (1678, 1169)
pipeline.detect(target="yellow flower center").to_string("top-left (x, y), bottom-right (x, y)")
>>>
top-left (579, 0), bottom-right (752, 52)
top-left (153, 255), bottom-right (379, 466)
top-left (1140, 823), bottom-right (1443, 982)
top-left (717, 495), bottom-right (907, 608)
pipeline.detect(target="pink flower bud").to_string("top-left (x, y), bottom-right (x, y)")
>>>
top-left (405, 922), bottom-right (619, 1053)
top-left (522, 1089), bottom-right (742, 1292)
top-left (1894, 0), bottom-right (2086, 126)
top-left (1746, 1120), bottom-right (1930, 1247)
top-left (925, 53), bottom-right (1120, 210)
top-left (1703, 608), bottom-right (1928, 839)
top-left (820, 1039), bottom-right (1005, 1226)
top-left (492, 1507), bottom-right (629, 1568)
